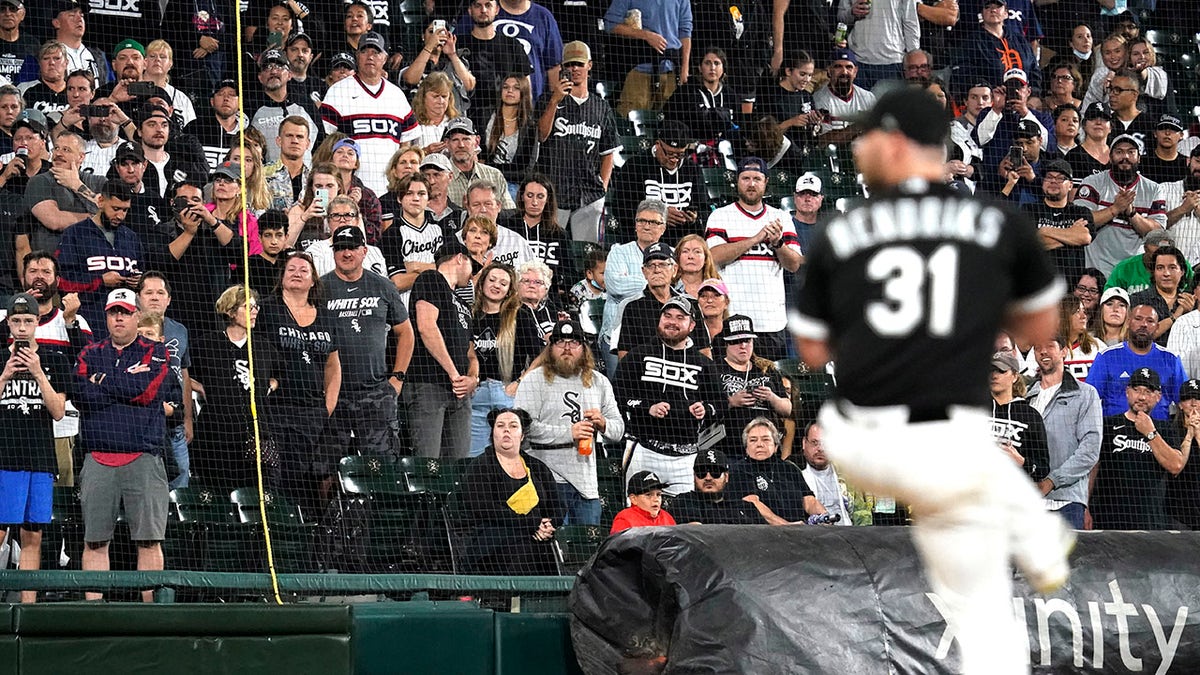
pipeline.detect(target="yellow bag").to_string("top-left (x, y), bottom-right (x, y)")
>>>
top-left (505, 459), bottom-right (540, 515)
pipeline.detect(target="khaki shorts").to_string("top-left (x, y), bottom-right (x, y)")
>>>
top-left (80, 453), bottom-right (169, 543)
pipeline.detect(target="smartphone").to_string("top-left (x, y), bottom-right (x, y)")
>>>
top-left (12, 340), bottom-right (30, 354)
top-left (171, 196), bottom-right (191, 214)
top-left (81, 104), bottom-right (112, 118)
top-left (314, 188), bottom-right (330, 216)
top-left (432, 19), bottom-right (446, 32)
top-left (1007, 145), bottom-right (1025, 167)
top-left (268, 30), bottom-right (285, 48)
top-left (128, 81), bottom-right (157, 98)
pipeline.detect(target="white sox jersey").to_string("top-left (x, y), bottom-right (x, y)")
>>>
top-left (706, 203), bottom-right (801, 332)
top-left (320, 75), bottom-right (421, 196)
top-left (1074, 171), bottom-right (1167, 275)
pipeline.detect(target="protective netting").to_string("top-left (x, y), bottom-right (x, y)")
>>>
top-left (0, 0), bottom-right (1192, 601)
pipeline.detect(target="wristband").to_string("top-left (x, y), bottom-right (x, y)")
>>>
top-left (390, 371), bottom-right (406, 382)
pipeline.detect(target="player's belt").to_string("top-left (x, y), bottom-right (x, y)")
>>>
top-left (834, 399), bottom-right (952, 424)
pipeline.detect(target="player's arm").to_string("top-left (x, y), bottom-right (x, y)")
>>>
top-left (1004, 303), bottom-right (1059, 353)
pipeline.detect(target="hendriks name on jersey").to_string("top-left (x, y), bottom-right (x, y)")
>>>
top-left (824, 198), bottom-right (1004, 260)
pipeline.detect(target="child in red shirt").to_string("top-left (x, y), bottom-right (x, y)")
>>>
top-left (610, 470), bottom-right (677, 534)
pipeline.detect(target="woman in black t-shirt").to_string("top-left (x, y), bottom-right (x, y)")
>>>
top-left (258, 251), bottom-right (341, 514)
top-left (470, 263), bottom-right (543, 456)
top-left (190, 286), bottom-right (278, 494)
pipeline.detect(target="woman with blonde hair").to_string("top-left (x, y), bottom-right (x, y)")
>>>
top-left (286, 162), bottom-right (344, 249)
top-left (674, 234), bottom-right (720, 298)
top-left (224, 142), bottom-right (272, 214)
top-left (380, 145), bottom-right (426, 231)
top-left (143, 39), bottom-right (198, 126)
top-left (412, 72), bottom-right (460, 153)
top-left (470, 262), bottom-right (544, 455)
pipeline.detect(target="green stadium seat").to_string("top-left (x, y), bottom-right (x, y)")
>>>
top-left (230, 489), bottom-right (317, 573)
top-left (765, 169), bottom-right (796, 207)
top-left (338, 455), bottom-right (407, 496)
top-left (553, 524), bottom-right (606, 575)
top-left (397, 455), bottom-right (462, 496)
top-left (702, 166), bottom-right (735, 205)
top-left (628, 108), bottom-right (664, 138)
top-left (166, 486), bottom-right (247, 573)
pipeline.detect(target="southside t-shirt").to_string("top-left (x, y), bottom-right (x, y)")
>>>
top-left (322, 270), bottom-right (408, 394)
top-left (258, 297), bottom-right (340, 407)
top-left (0, 348), bottom-right (71, 474)
top-left (472, 309), bottom-right (544, 383)
top-left (410, 269), bottom-right (472, 390)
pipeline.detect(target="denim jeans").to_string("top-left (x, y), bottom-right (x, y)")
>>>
top-left (557, 482), bottom-right (601, 526)
top-left (1056, 502), bottom-right (1086, 529)
top-left (167, 426), bottom-right (189, 490)
top-left (471, 379), bottom-right (515, 456)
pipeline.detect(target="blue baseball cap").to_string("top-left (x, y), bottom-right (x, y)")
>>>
top-left (737, 156), bottom-right (769, 178)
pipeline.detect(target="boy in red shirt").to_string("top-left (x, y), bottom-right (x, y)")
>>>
top-left (610, 470), bottom-right (677, 534)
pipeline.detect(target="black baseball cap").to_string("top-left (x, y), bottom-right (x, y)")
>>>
top-left (331, 225), bottom-right (366, 250)
top-left (723, 314), bottom-right (757, 342)
top-left (657, 120), bottom-right (692, 150)
top-left (627, 470), bottom-right (670, 495)
top-left (1181, 379), bottom-right (1200, 402)
top-left (330, 52), bottom-right (356, 71)
top-left (1042, 159), bottom-right (1073, 180)
top-left (52, 0), bottom-right (86, 16)
top-left (1128, 367), bottom-right (1161, 391)
top-left (435, 236), bottom-right (470, 263)
top-left (211, 79), bottom-right (237, 97)
top-left (287, 31), bottom-right (315, 51)
top-left (848, 87), bottom-right (950, 147)
top-left (6, 292), bottom-right (37, 317)
top-left (112, 141), bottom-right (145, 164)
top-left (1014, 119), bottom-right (1041, 140)
top-left (695, 449), bottom-right (729, 470)
top-left (1083, 102), bottom-right (1113, 121)
top-left (12, 115), bottom-right (47, 139)
top-left (1157, 114), bottom-right (1184, 132)
top-left (642, 242), bottom-right (674, 263)
top-left (1191, 145), bottom-right (1200, 159)
top-left (550, 319), bottom-right (584, 343)
top-left (259, 49), bottom-right (289, 70)
top-left (137, 103), bottom-right (171, 126)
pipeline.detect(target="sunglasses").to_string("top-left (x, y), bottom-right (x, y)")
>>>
top-left (694, 467), bottom-right (725, 479)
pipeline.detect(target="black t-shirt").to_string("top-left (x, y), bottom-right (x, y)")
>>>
top-left (410, 269), bottom-right (473, 389)
top-left (472, 309), bottom-right (544, 383)
top-left (20, 82), bottom-right (69, 121)
top-left (498, 215), bottom-right (569, 294)
top-left (712, 359), bottom-right (788, 452)
top-left (1139, 153), bottom-right (1188, 185)
top-left (0, 348), bottom-right (71, 475)
top-left (456, 32), bottom-right (532, 128)
top-left (189, 332), bottom-right (277, 426)
top-left (0, 34), bottom-right (39, 83)
top-left (668, 489), bottom-right (761, 525)
top-left (1064, 145), bottom-right (1108, 180)
top-left (794, 183), bottom-right (1060, 409)
top-left (1091, 413), bottom-right (1180, 530)
top-left (725, 455), bottom-right (814, 523)
top-left (246, 256), bottom-right (281, 297)
top-left (257, 297), bottom-right (339, 408)
top-left (1021, 200), bottom-right (1096, 282)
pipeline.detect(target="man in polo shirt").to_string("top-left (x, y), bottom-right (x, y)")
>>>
top-left (75, 288), bottom-right (171, 602)
top-left (610, 470), bottom-right (676, 533)
top-left (0, 292), bottom-right (69, 603)
top-left (444, 117), bottom-right (515, 210)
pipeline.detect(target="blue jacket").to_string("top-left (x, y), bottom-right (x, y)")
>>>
top-left (954, 27), bottom-right (1042, 96)
top-left (55, 218), bottom-right (142, 341)
top-left (74, 336), bottom-right (171, 456)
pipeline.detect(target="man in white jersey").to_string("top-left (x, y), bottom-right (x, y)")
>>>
top-left (706, 156), bottom-right (802, 361)
top-left (319, 31), bottom-right (420, 196)
top-left (812, 49), bottom-right (876, 140)
top-left (1161, 145), bottom-right (1200, 263)
top-left (1075, 134), bottom-right (1167, 276)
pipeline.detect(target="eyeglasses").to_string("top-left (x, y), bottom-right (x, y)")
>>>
top-left (1074, 284), bottom-right (1100, 296)
top-left (694, 468), bottom-right (725, 479)
top-left (1107, 85), bottom-right (1137, 95)
top-left (1052, 75), bottom-right (1075, 82)
top-left (635, 218), bottom-right (665, 227)
top-left (519, 278), bottom-right (547, 287)
top-left (329, 212), bottom-right (359, 220)
top-left (643, 262), bottom-right (674, 271)
top-left (553, 338), bottom-right (582, 348)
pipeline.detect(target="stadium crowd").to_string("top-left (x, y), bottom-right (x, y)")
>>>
top-left (0, 0), bottom-right (1197, 589)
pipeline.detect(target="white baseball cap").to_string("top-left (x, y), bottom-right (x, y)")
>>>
top-left (794, 172), bottom-right (822, 194)
top-left (105, 288), bottom-right (138, 312)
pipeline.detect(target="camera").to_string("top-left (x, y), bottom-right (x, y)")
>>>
top-left (81, 104), bottom-right (112, 118)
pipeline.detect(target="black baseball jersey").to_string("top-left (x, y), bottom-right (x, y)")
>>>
top-left (792, 182), bottom-right (1063, 409)
top-left (534, 92), bottom-right (621, 208)
top-left (1091, 414), bottom-right (1180, 530)
top-left (1020, 200), bottom-right (1095, 282)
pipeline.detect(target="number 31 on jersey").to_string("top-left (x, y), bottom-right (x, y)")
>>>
top-left (865, 244), bottom-right (959, 338)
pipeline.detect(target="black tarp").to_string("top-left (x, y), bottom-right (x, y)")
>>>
top-left (569, 525), bottom-right (1200, 674)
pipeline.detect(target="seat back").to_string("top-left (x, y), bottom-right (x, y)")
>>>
top-left (338, 455), bottom-right (407, 497)
top-left (171, 487), bottom-right (236, 524)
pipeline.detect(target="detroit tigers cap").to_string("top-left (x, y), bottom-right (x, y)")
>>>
top-left (105, 288), bottom-right (138, 313)
top-left (723, 314), bottom-right (757, 342)
top-left (848, 87), bottom-right (950, 147)
top-left (330, 52), bottom-right (356, 71)
top-left (795, 172), bottom-right (822, 194)
top-left (6, 292), bottom-right (37, 318)
top-left (1042, 159), bottom-right (1073, 180)
top-left (627, 470), bottom-right (670, 495)
top-left (1100, 287), bottom-right (1130, 307)
top-left (991, 351), bottom-right (1021, 373)
top-left (358, 31), bottom-right (387, 54)
top-left (419, 153), bottom-right (453, 173)
top-left (331, 225), bottom-right (367, 250)
top-left (1109, 133), bottom-right (1144, 153)
top-left (695, 449), bottom-right (729, 470)
top-left (549, 319), bottom-right (584, 343)
top-left (642, 242), bottom-right (674, 263)
top-left (661, 295), bottom-right (694, 317)
top-left (1128, 367), bottom-right (1161, 391)
top-left (1157, 114), bottom-right (1184, 132)
top-left (1180, 379), bottom-right (1200, 402)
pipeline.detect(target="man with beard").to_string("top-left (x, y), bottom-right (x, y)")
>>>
top-left (1131, 246), bottom-right (1195, 346)
top-left (444, 118), bottom-right (514, 210)
top-left (1023, 159), bottom-right (1095, 282)
top-left (610, 120), bottom-right (709, 244)
top-left (812, 49), bottom-right (877, 142)
top-left (1027, 335), bottom-right (1102, 530)
top-left (246, 49), bottom-right (321, 166)
top-left (94, 40), bottom-right (145, 101)
top-left (183, 80), bottom-right (249, 174)
top-left (285, 32), bottom-right (327, 106)
top-left (613, 296), bottom-right (724, 496)
top-left (798, 422), bottom-right (853, 525)
top-left (80, 96), bottom-right (130, 175)
top-left (1086, 304), bottom-right (1187, 419)
top-left (23, 130), bottom-right (104, 256)
top-left (514, 319), bottom-right (623, 525)
top-left (106, 141), bottom-right (172, 272)
top-left (54, 182), bottom-right (141, 340)
top-left (668, 448), bottom-right (760, 525)
top-left (136, 103), bottom-right (205, 199)
top-left (1162, 146), bottom-right (1200, 264)
top-left (17, 41), bottom-right (70, 122)
top-left (456, 0), bottom-right (532, 129)
top-left (0, 252), bottom-right (90, 487)
top-left (1089, 367), bottom-right (1187, 530)
top-left (706, 157), bottom-right (802, 361)
top-left (1075, 134), bottom-right (1167, 276)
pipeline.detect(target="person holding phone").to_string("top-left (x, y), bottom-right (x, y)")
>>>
top-left (989, 119), bottom-right (1045, 205)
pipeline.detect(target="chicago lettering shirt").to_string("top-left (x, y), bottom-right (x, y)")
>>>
top-left (379, 214), bottom-right (443, 307)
